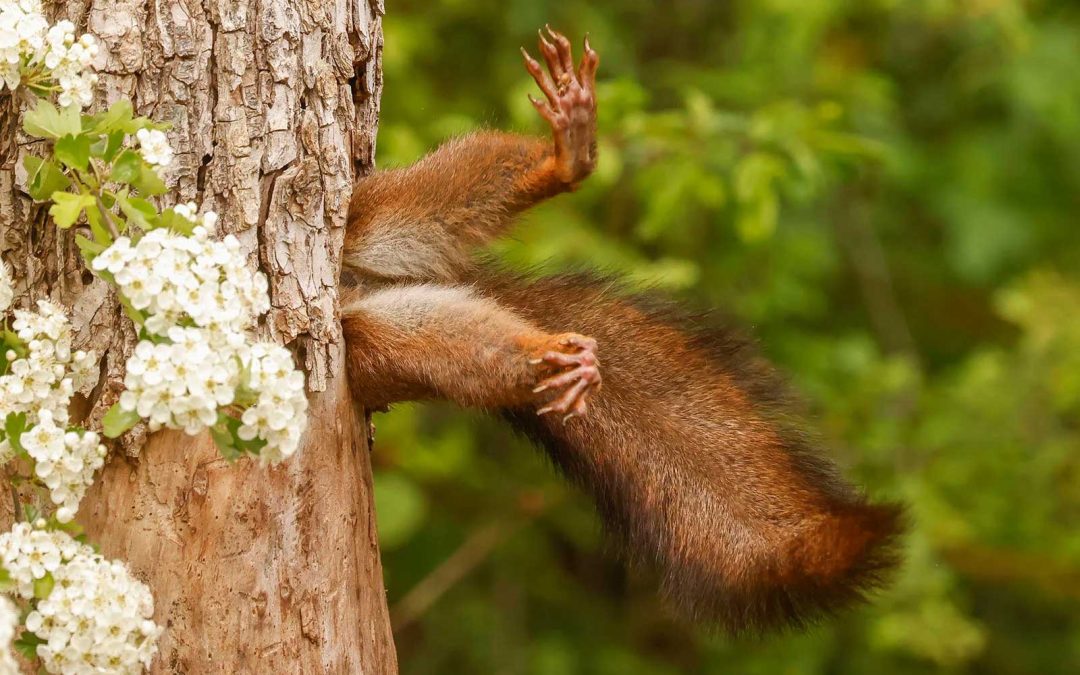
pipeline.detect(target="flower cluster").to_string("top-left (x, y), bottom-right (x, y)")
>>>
top-left (135, 128), bottom-right (172, 168)
top-left (172, 202), bottom-right (217, 231)
top-left (30, 554), bottom-right (161, 674)
top-left (0, 269), bottom-right (102, 518)
top-left (0, 524), bottom-right (161, 674)
top-left (0, 0), bottom-right (48, 90)
top-left (91, 225), bottom-right (269, 338)
top-left (120, 326), bottom-right (242, 435)
top-left (22, 410), bottom-right (107, 522)
top-left (0, 300), bottom-right (97, 439)
top-left (42, 20), bottom-right (98, 108)
top-left (0, 522), bottom-right (83, 597)
top-left (0, 1), bottom-right (97, 108)
top-left (95, 216), bottom-right (306, 462)
top-left (0, 595), bottom-right (18, 675)
top-left (238, 342), bottom-right (308, 465)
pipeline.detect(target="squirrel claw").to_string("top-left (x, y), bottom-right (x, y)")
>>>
top-left (522, 26), bottom-right (599, 185)
top-left (531, 333), bottom-right (601, 420)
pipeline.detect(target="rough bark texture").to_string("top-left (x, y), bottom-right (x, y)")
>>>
top-left (0, 0), bottom-right (396, 672)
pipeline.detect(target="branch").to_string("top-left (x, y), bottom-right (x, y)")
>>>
top-left (391, 520), bottom-right (518, 632)
top-left (390, 492), bottom-right (556, 631)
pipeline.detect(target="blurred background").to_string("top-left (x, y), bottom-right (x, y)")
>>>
top-left (369, 1), bottom-right (1080, 673)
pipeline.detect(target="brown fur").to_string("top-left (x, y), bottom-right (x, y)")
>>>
top-left (476, 270), bottom-right (904, 633)
top-left (340, 29), bottom-right (903, 634)
top-left (344, 132), bottom-right (564, 283)
top-left (341, 282), bottom-right (597, 413)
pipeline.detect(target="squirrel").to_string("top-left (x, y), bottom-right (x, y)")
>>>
top-left (340, 27), bottom-right (904, 635)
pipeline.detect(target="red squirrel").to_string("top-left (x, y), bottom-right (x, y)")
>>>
top-left (341, 28), bottom-right (903, 634)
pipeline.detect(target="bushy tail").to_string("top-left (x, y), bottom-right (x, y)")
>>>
top-left (478, 269), bottom-right (905, 634)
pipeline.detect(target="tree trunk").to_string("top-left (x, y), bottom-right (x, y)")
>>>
top-left (0, 0), bottom-right (396, 673)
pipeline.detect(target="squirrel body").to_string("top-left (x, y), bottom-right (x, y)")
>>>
top-left (341, 29), bottom-right (903, 634)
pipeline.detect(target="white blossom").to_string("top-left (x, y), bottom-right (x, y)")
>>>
top-left (134, 128), bottom-right (172, 167)
top-left (238, 341), bottom-right (308, 464)
top-left (0, 595), bottom-right (18, 675)
top-left (116, 331), bottom-right (307, 462)
top-left (0, 522), bottom-right (85, 598)
top-left (96, 223), bottom-right (306, 461)
top-left (0, 261), bottom-right (13, 313)
top-left (0, 1), bottom-right (97, 108)
top-left (0, 300), bottom-right (97, 428)
top-left (40, 20), bottom-right (97, 108)
top-left (0, 525), bottom-right (161, 674)
top-left (21, 410), bottom-right (107, 523)
top-left (0, 1), bottom-right (48, 90)
top-left (120, 326), bottom-right (242, 436)
top-left (92, 226), bottom-right (269, 339)
top-left (32, 554), bottom-right (161, 674)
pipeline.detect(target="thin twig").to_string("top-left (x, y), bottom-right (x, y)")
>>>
top-left (95, 197), bottom-right (120, 240)
top-left (391, 520), bottom-right (517, 632)
top-left (833, 186), bottom-right (920, 364)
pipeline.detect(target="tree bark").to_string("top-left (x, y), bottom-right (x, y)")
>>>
top-left (0, 0), bottom-right (396, 673)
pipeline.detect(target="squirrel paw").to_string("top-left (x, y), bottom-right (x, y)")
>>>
top-left (529, 333), bottom-right (601, 423)
top-left (520, 26), bottom-right (599, 186)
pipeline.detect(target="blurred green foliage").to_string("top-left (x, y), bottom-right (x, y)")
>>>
top-left (369, 0), bottom-right (1080, 672)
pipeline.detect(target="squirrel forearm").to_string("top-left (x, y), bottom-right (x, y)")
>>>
top-left (342, 283), bottom-right (600, 415)
top-left (342, 37), bottom-right (597, 285)
top-left (343, 132), bottom-right (566, 282)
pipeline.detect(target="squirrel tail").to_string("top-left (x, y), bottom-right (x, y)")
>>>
top-left (477, 269), bottom-right (905, 633)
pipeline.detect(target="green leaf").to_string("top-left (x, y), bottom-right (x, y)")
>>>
top-left (50, 515), bottom-right (85, 538)
top-left (102, 402), bottom-right (140, 438)
top-left (84, 207), bottom-right (112, 245)
top-left (117, 294), bottom-right (145, 325)
top-left (32, 572), bottom-right (54, 600)
top-left (48, 192), bottom-right (95, 228)
top-left (76, 233), bottom-right (108, 268)
top-left (14, 631), bottom-right (43, 660)
top-left (132, 165), bottom-right (167, 196)
top-left (5, 412), bottom-right (27, 455)
top-left (54, 133), bottom-right (91, 171)
top-left (2, 330), bottom-right (27, 359)
top-left (110, 150), bottom-right (142, 184)
top-left (123, 115), bottom-right (171, 134)
top-left (91, 129), bottom-right (126, 162)
top-left (22, 99), bottom-right (81, 139)
top-left (231, 421), bottom-right (267, 454)
top-left (115, 192), bottom-right (158, 230)
top-left (159, 207), bottom-right (195, 235)
top-left (210, 418), bottom-right (243, 462)
top-left (75, 234), bottom-right (106, 257)
top-left (110, 150), bottom-right (168, 197)
top-left (85, 99), bottom-right (133, 135)
top-left (23, 156), bottom-right (71, 202)
top-left (733, 152), bottom-right (784, 242)
top-left (0, 566), bottom-right (13, 593)
top-left (212, 414), bottom-right (267, 460)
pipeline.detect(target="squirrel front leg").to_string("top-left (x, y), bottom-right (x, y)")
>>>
top-left (341, 284), bottom-right (600, 420)
top-left (343, 28), bottom-right (599, 283)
